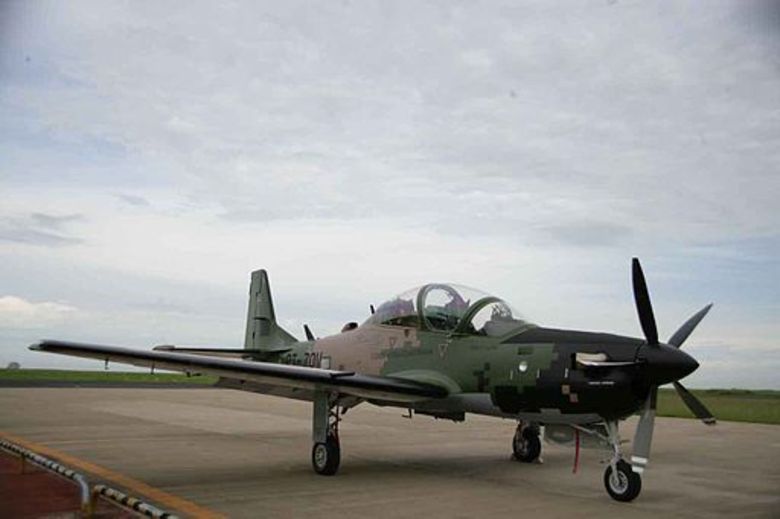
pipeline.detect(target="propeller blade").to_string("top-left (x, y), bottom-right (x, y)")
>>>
top-left (631, 386), bottom-right (657, 474)
top-left (674, 381), bottom-right (717, 425)
top-left (632, 258), bottom-right (659, 345)
top-left (668, 304), bottom-right (713, 349)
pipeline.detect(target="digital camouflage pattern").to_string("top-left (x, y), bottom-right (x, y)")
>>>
top-left (31, 260), bottom-right (713, 502)
top-left (247, 271), bottom-right (651, 422)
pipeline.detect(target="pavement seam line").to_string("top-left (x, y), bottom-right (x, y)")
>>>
top-left (0, 430), bottom-right (225, 519)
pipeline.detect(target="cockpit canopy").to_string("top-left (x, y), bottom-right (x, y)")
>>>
top-left (364, 283), bottom-right (533, 337)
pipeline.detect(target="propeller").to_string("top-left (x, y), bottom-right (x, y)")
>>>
top-left (673, 381), bottom-right (716, 425)
top-left (630, 386), bottom-right (656, 474)
top-left (629, 258), bottom-right (716, 474)
top-left (632, 258), bottom-right (659, 346)
top-left (668, 304), bottom-right (713, 349)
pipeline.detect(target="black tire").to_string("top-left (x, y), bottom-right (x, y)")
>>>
top-left (603, 459), bottom-right (642, 502)
top-left (512, 427), bottom-right (541, 462)
top-left (312, 435), bottom-right (340, 475)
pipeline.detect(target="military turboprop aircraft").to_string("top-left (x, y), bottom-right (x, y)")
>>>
top-left (31, 258), bottom-right (715, 502)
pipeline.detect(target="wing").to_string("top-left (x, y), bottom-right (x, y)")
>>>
top-left (30, 340), bottom-right (448, 403)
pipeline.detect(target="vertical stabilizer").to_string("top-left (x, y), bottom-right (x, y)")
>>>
top-left (244, 270), bottom-right (298, 351)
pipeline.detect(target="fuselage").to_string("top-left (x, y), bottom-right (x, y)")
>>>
top-left (263, 280), bottom-right (699, 426)
top-left (276, 323), bottom-right (650, 423)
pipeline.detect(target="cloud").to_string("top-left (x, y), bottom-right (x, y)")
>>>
top-left (0, 226), bottom-right (81, 246)
top-left (115, 193), bottom-right (150, 207)
top-left (2, 1), bottom-right (777, 244)
top-left (0, 213), bottom-right (84, 246)
top-left (30, 212), bottom-right (82, 229)
top-left (539, 222), bottom-right (633, 248)
top-left (0, 295), bottom-right (78, 328)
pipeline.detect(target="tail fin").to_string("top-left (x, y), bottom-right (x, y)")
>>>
top-left (244, 270), bottom-right (298, 351)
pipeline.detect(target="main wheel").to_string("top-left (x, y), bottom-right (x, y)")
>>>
top-left (603, 459), bottom-right (642, 502)
top-left (512, 427), bottom-right (541, 462)
top-left (312, 435), bottom-right (340, 475)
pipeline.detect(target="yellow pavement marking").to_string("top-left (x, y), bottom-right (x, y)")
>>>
top-left (0, 430), bottom-right (225, 519)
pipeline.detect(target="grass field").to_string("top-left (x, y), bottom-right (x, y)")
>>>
top-left (657, 388), bottom-right (779, 425)
top-left (1, 370), bottom-right (777, 425)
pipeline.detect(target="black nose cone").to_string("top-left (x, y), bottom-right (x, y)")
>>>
top-left (641, 344), bottom-right (699, 386)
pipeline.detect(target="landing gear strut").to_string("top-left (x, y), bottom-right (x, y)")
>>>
top-left (512, 422), bottom-right (541, 463)
top-left (311, 391), bottom-right (341, 475)
top-left (602, 421), bottom-right (641, 502)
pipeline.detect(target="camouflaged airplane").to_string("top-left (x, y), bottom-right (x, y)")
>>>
top-left (31, 258), bottom-right (715, 502)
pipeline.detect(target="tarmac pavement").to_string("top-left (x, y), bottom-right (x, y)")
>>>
top-left (0, 388), bottom-right (777, 518)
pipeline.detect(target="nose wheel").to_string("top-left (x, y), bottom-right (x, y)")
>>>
top-left (604, 459), bottom-right (641, 501)
top-left (602, 421), bottom-right (642, 502)
top-left (512, 422), bottom-right (541, 463)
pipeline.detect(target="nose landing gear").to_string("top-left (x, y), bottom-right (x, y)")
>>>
top-left (602, 421), bottom-right (641, 502)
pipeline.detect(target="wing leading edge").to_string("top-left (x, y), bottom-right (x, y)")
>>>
top-left (30, 340), bottom-right (448, 403)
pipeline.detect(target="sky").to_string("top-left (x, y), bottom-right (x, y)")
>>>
top-left (0, 1), bottom-right (778, 388)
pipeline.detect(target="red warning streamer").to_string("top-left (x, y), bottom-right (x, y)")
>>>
top-left (572, 428), bottom-right (580, 474)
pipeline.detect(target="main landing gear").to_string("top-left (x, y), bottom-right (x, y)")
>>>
top-left (601, 421), bottom-right (641, 502)
top-left (512, 422), bottom-right (541, 463)
top-left (311, 392), bottom-right (341, 475)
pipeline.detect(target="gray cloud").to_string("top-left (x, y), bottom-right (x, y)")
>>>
top-left (3, 1), bottom-right (777, 243)
top-left (541, 222), bottom-right (633, 248)
top-left (0, 213), bottom-right (84, 246)
top-left (0, 227), bottom-right (81, 246)
top-left (30, 212), bottom-right (83, 229)
top-left (115, 193), bottom-right (150, 207)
